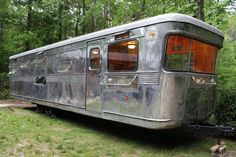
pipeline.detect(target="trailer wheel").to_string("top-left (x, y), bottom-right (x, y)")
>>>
top-left (44, 107), bottom-right (56, 117)
top-left (36, 105), bottom-right (44, 113)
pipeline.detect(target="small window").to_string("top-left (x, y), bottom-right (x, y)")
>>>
top-left (89, 48), bottom-right (100, 70)
top-left (115, 31), bottom-right (130, 40)
top-left (108, 40), bottom-right (138, 72)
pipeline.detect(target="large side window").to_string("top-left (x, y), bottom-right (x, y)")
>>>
top-left (33, 54), bottom-right (47, 74)
top-left (57, 51), bottom-right (74, 73)
top-left (57, 49), bottom-right (84, 74)
top-left (165, 35), bottom-right (218, 74)
top-left (47, 54), bottom-right (59, 74)
top-left (108, 40), bottom-right (138, 72)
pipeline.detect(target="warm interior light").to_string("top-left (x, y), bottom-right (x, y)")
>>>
top-left (92, 50), bottom-right (99, 55)
top-left (128, 44), bottom-right (136, 49)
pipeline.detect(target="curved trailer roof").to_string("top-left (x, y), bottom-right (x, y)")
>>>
top-left (10, 13), bottom-right (224, 60)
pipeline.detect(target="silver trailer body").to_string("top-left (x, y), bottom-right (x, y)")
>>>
top-left (9, 13), bottom-right (224, 129)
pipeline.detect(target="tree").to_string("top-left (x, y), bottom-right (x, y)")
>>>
top-left (196, 0), bottom-right (205, 21)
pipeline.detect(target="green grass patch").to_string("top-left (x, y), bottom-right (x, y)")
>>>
top-left (0, 108), bottom-right (235, 157)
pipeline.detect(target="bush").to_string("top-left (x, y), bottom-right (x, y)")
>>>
top-left (0, 73), bottom-right (9, 99)
top-left (215, 86), bottom-right (236, 128)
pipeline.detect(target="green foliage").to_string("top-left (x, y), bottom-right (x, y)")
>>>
top-left (216, 86), bottom-right (236, 127)
top-left (215, 14), bottom-right (236, 127)
top-left (0, 73), bottom-right (9, 99)
top-left (217, 41), bottom-right (236, 89)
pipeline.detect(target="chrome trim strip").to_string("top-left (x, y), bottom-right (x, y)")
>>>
top-left (103, 110), bottom-right (171, 122)
top-left (10, 94), bottom-right (86, 109)
top-left (101, 75), bottom-right (138, 86)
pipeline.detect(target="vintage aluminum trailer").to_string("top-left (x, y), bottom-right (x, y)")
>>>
top-left (9, 13), bottom-right (224, 129)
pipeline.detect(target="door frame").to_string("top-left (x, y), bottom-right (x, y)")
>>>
top-left (85, 39), bottom-right (105, 112)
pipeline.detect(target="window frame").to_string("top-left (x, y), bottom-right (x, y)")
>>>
top-left (164, 34), bottom-right (219, 75)
top-left (107, 38), bottom-right (139, 72)
top-left (89, 47), bottom-right (101, 70)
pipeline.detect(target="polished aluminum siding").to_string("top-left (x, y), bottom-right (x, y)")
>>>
top-left (9, 16), bottom-right (224, 129)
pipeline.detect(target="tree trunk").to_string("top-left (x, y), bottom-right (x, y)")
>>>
top-left (133, 0), bottom-right (146, 20)
top-left (196, 0), bottom-right (205, 21)
top-left (82, 0), bottom-right (86, 34)
top-left (58, 0), bottom-right (63, 40)
top-left (0, 22), bottom-right (4, 43)
top-left (25, 0), bottom-right (32, 51)
top-left (92, 0), bottom-right (97, 31)
top-left (140, 0), bottom-right (146, 17)
top-left (162, 1), bottom-right (166, 14)
top-left (75, 3), bottom-right (81, 36)
top-left (75, 17), bottom-right (79, 37)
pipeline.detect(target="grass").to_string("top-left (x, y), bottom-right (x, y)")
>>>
top-left (0, 107), bottom-right (235, 157)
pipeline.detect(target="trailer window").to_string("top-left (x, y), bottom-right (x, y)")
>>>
top-left (57, 50), bottom-right (83, 74)
top-left (57, 61), bottom-right (72, 73)
top-left (33, 55), bottom-right (47, 74)
top-left (165, 35), bottom-right (218, 74)
top-left (108, 40), bottom-right (138, 72)
top-left (17, 60), bottom-right (31, 75)
top-left (47, 54), bottom-right (59, 74)
top-left (9, 60), bottom-right (18, 75)
top-left (89, 48), bottom-right (100, 70)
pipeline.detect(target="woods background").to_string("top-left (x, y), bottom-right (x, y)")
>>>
top-left (0, 0), bottom-right (235, 126)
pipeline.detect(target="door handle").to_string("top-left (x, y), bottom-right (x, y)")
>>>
top-left (96, 70), bottom-right (102, 77)
top-left (34, 76), bottom-right (46, 85)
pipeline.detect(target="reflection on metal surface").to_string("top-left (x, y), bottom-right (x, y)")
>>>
top-left (9, 14), bottom-right (224, 129)
top-left (86, 40), bottom-right (103, 112)
top-left (103, 75), bottom-right (137, 86)
top-left (159, 72), bottom-right (216, 121)
top-left (57, 61), bottom-right (72, 73)
top-left (191, 76), bottom-right (216, 85)
top-left (103, 110), bottom-right (171, 122)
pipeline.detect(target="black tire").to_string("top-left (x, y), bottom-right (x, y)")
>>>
top-left (36, 105), bottom-right (44, 113)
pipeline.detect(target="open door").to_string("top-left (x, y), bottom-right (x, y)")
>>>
top-left (86, 39), bottom-right (104, 112)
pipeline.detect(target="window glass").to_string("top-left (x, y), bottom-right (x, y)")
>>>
top-left (9, 60), bottom-right (18, 75)
top-left (33, 55), bottom-right (47, 74)
top-left (192, 40), bottom-right (218, 73)
top-left (35, 76), bottom-right (46, 85)
top-left (90, 48), bottom-right (100, 70)
top-left (165, 35), bottom-right (218, 74)
top-left (108, 40), bottom-right (138, 72)
top-left (47, 54), bottom-right (59, 74)
top-left (57, 49), bottom-right (84, 74)
top-left (19, 60), bottom-right (32, 75)
top-left (57, 61), bottom-right (72, 73)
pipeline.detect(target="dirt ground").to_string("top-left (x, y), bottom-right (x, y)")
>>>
top-left (0, 99), bottom-right (36, 108)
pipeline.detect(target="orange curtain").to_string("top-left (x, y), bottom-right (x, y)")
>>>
top-left (166, 35), bottom-right (218, 73)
